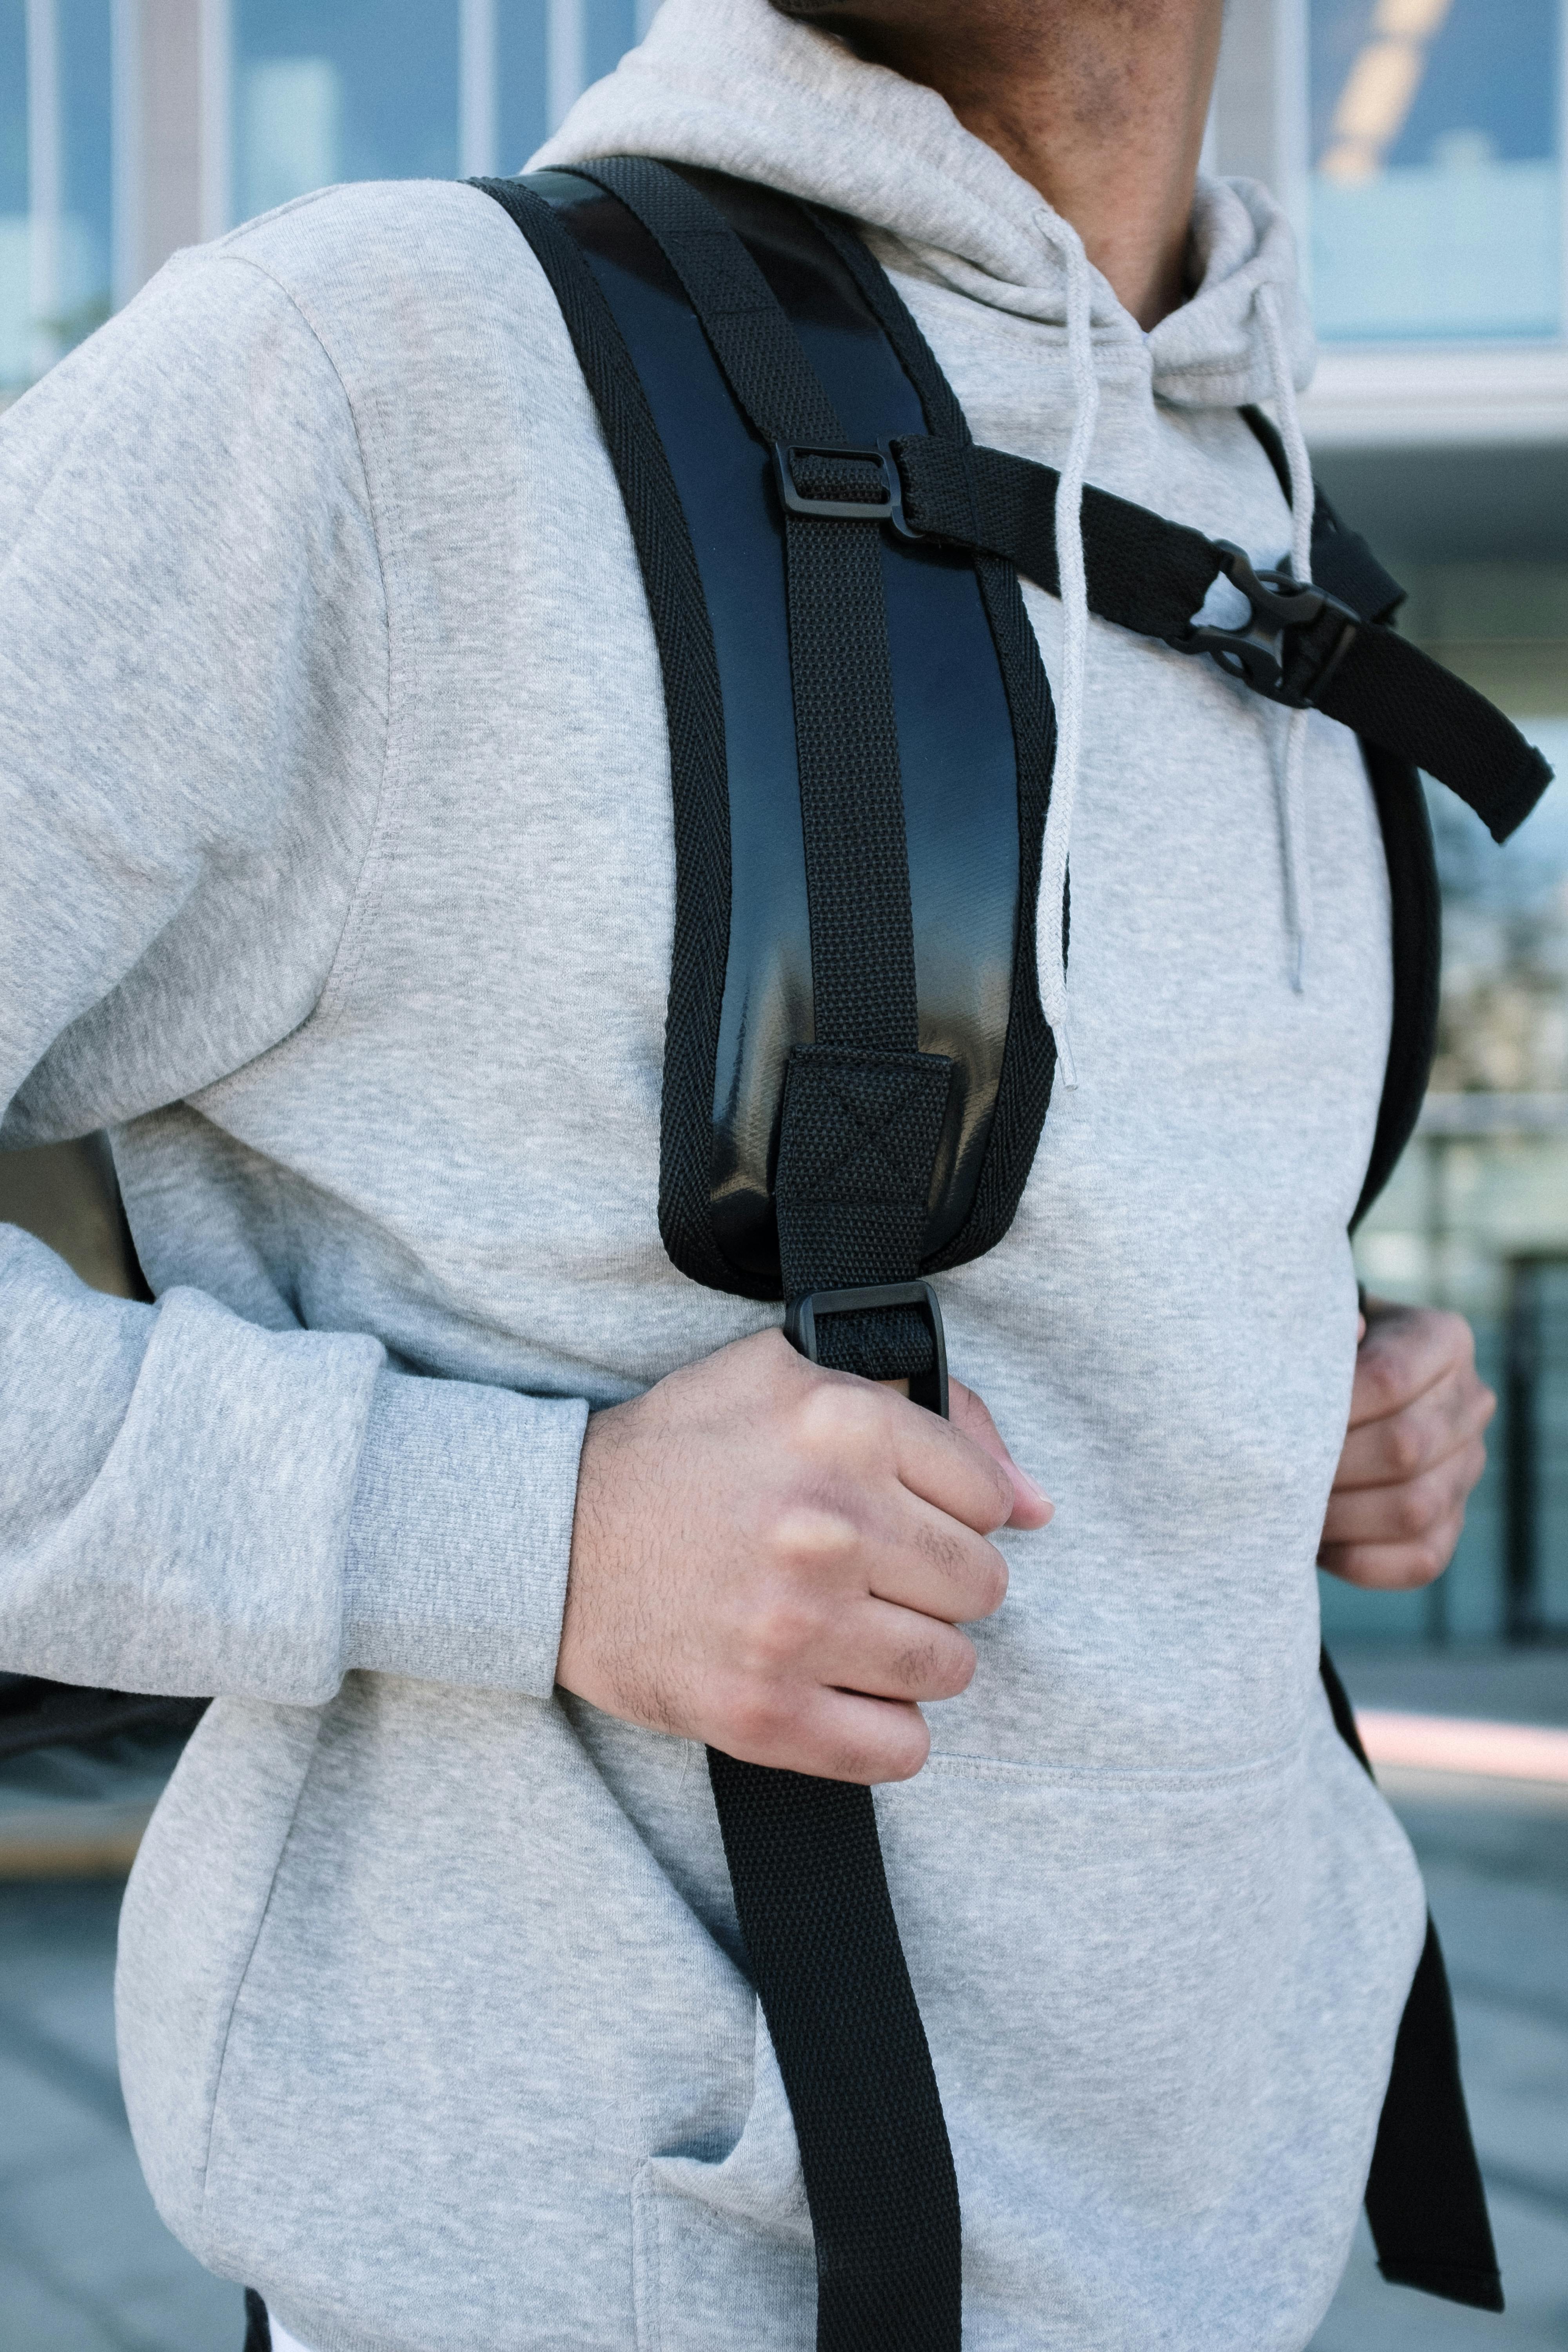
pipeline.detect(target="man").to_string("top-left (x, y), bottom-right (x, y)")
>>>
top-left (0, 0), bottom-right (1495, 2345)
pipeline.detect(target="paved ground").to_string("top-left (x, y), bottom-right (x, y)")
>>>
top-left (0, 1647), bottom-right (1564, 2351)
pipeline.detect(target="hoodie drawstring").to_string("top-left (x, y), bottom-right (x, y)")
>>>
top-left (1257, 282), bottom-right (1315, 994)
top-left (1034, 212), bottom-right (1100, 1089)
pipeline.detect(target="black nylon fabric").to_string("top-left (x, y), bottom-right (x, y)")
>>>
top-left (1351, 748), bottom-right (1441, 1230)
top-left (1318, 1648), bottom-right (1504, 2311)
top-left (470, 163), bottom-right (1500, 2332)
top-left (705, 1755), bottom-right (964, 2346)
top-left (563, 158), bottom-right (965, 2352)
top-left (470, 174), bottom-right (739, 1297)
top-left (889, 432), bottom-right (1552, 842)
top-left (1302, 626), bottom-right (1546, 843)
top-left (572, 160), bottom-right (922, 1059)
top-left (800, 206), bottom-right (1062, 1278)
top-left (775, 1045), bottom-right (951, 1379)
top-left (893, 433), bottom-right (1227, 631)
top-left (0, 1676), bottom-right (207, 1760)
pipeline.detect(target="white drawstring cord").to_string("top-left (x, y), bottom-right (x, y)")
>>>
top-left (1034, 212), bottom-right (1100, 1087)
top-left (1258, 282), bottom-right (1314, 993)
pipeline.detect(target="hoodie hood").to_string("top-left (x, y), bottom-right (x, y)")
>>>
top-left (532, 0), bottom-right (1316, 409)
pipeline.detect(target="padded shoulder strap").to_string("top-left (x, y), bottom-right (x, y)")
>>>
top-left (1239, 412), bottom-right (1445, 1230)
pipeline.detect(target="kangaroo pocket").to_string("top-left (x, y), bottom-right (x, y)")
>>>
top-left (864, 1713), bottom-right (1427, 2351)
top-left (188, 1675), bottom-right (762, 2352)
top-left (632, 2002), bottom-right (815, 2352)
top-left (129, 1675), bottom-right (1426, 2352)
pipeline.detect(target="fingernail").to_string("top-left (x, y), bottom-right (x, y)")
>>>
top-left (1015, 1467), bottom-right (1049, 1509)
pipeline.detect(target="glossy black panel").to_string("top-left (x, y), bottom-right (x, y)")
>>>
top-left (530, 170), bottom-right (1020, 1280)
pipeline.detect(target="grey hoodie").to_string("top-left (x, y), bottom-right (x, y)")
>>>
top-left (0, 4), bottom-right (1425, 2347)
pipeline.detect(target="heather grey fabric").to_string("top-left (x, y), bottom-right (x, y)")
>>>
top-left (0, 2), bottom-right (1426, 2345)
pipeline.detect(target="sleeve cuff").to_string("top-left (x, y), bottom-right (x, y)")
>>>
top-left (342, 1367), bottom-right (589, 1697)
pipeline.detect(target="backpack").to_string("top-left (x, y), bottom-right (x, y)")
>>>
top-left (466, 157), bottom-right (1539, 2348)
top-left (10, 152), bottom-right (1543, 2350)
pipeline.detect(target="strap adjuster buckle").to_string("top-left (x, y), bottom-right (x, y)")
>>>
top-left (772, 441), bottom-right (913, 531)
top-left (1170, 542), bottom-right (1359, 708)
top-left (783, 1279), bottom-right (949, 1418)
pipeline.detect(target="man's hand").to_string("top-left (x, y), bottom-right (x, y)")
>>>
top-left (1319, 1298), bottom-right (1496, 1591)
top-left (558, 1329), bottom-right (1051, 1784)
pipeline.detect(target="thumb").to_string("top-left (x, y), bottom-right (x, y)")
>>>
top-left (949, 1378), bottom-right (1053, 1530)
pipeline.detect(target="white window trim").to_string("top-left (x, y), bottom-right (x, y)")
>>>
top-left (460, 0), bottom-right (499, 179)
top-left (199, 0), bottom-right (230, 238)
top-left (1302, 342), bottom-right (1568, 448)
top-left (25, 0), bottom-right (62, 374)
top-left (110, 0), bottom-right (143, 308)
top-left (1275, 0), bottom-right (1568, 448)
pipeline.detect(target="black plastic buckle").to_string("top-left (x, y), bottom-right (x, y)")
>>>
top-left (772, 440), bottom-right (913, 532)
top-left (783, 1278), bottom-right (949, 1419)
top-left (1170, 542), bottom-right (1359, 707)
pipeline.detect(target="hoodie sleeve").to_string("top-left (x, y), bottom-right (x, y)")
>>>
top-left (0, 250), bottom-right (585, 1709)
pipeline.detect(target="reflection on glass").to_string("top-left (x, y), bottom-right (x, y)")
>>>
top-left (241, 59), bottom-right (343, 219)
top-left (1309, 0), bottom-right (1562, 341)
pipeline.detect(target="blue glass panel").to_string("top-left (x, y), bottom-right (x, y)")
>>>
top-left (497, 0), bottom-right (550, 171)
top-left (0, 0), bottom-right (109, 386)
top-left (56, 0), bottom-right (112, 349)
top-left (233, 0), bottom-right (460, 222)
top-left (0, 0), bottom-right (24, 392)
top-left (496, 0), bottom-right (639, 171)
top-left (0, 0), bottom-right (24, 214)
top-left (584, 0), bottom-right (637, 89)
top-left (1309, 0), bottom-right (1563, 342)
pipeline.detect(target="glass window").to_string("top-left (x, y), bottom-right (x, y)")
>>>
top-left (497, 0), bottom-right (640, 170)
top-left (0, 0), bottom-right (25, 394)
top-left (1309, 0), bottom-right (1563, 341)
top-left (53, 0), bottom-right (112, 350)
top-left (498, 0), bottom-right (552, 170)
top-left (231, 0), bottom-right (641, 221)
top-left (233, 0), bottom-right (463, 221)
top-left (0, 0), bottom-right (111, 400)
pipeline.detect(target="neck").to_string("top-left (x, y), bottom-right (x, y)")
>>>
top-left (777, 2), bottom-right (1225, 330)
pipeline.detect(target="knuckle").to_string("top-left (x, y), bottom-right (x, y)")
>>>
top-left (769, 1501), bottom-right (858, 1571)
top-left (745, 1595), bottom-right (818, 1673)
top-left (940, 1633), bottom-right (978, 1697)
top-left (1360, 1352), bottom-right (1405, 1416)
top-left (1394, 1483), bottom-right (1437, 1539)
top-left (1383, 1415), bottom-right (1426, 1480)
top-left (853, 1714), bottom-right (930, 1785)
top-left (974, 1546), bottom-right (1010, 1618)
top-left (1403, 1540), bottom-right (1446, 1588)
top-left (891, 1630), bottom-right (974, 1700)
top-left (983, 1459), bottom-right (1016, 1528)
top-left (720, 1686), bottom-right (794, 1759)
top-left (798, 1377), bottom-right (883, 1455)
top-left (1441, 1310), bottom-right (1476, 1366)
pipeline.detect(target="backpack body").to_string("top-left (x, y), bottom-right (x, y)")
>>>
top-left (470, 159), bottom-right (1508, 2343)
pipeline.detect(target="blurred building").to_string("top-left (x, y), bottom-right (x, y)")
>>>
top-left (2, 0), bottom-right (1566, 1642)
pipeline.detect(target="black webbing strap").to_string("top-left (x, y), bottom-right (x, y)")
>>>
top-left (572, 159), bottom-right (953, 1391)
top-left (887, 433), bottom-right (1551, 843)
top-left (570, 157), bottom-right (963, 2352)
top-left (1318, 1647), bottom-right (1504, 2311)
